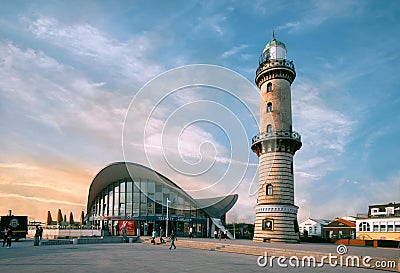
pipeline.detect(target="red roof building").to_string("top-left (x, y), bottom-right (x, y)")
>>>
top-left (323, 218), bottom-right (356, 240)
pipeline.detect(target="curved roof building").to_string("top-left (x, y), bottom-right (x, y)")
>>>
top-left (86, 162), bottom-right (238, 237)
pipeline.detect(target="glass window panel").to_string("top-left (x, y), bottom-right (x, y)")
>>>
top-left (114, 190), bottom-right (119, 215)
top-left (148, 182), bottom-right (155, 193)
top-left (120, 192), bottom-right (125, 203)
top-left (126, 192), bottom-right (132, 202)
top-left (133, 193), bottom-right (140, 202)
top-left (155, 184), bottom-right (162, 193)
top-left (119, 203), bottom-right (125, 215)
top-left (147, 202), bottom-right (154, 215)
top-left (114, 192), bottom-right (119, 205)
top-left (155, 203), bottom-right (163, 215)
top-left (109, 192), bottom-right (113, 205)
top-left (163, 193), bottom-right (170, 202)
top-left (191, 207), bottom-right (197, 217)
top-left (170, 192), bottom-right (177, 203)
top-left (126, 203), bottom-right (132, 214)
top-left (132, 203), bottom-right (139, 215)
top-left (100, 199), bottom-right (103, 215)
top-left (163, 186), bottom-right (170, 194)
top-left (103, 193), bottom-right (108, 204)
top-left (184, 200), bottom-right (190, 209)
top-left (141, 181), bottom-right (147, 193)
top-left (134, 181), bottom-right (140, 192)
top-left (127, 181), bottom-right (133, 192)
top-left (155, 192), bottom-right (162, 202)
top-left (140, 204), bottom-right (147, 214)
top-left (140, 192), bottom-right (147, 203)
top-left (120, 182), bottom-right (125, 193)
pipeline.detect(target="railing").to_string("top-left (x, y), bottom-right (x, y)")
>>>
top-left (256, 59), bottom-right (295, 75)
top-left (251, 131), bottom-right (301, 145)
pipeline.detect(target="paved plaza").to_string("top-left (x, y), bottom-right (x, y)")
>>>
top-left (0, 239), bottom-right (398, 273)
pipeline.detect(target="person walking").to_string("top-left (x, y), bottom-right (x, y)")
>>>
top-left (218, 229), bottom-right (222, 241)
top-left (168, 229), bottom-right (177, 250)
top-left (39, 226), bottom-right (43, 241)
top-left (224, 229), bottom-right (228, 241)
top-left (115, 223), bottom-right (119, 236)
top-left (151, 229), bottom-right (157, 245)
top-left (189, 226), bottom-right (193, 239)
top-left (159, 227), bottom-right (164, 244)
top-left (122, 226), bottom-right (127, 243)
top-left (213, 230), bottom-right (217, 239)
top-left (34, 225), bottom-right (41, 246)
top-left (6, 226), bottom-right (12, 248)
top-left (2, 227), bottom-right (8, 247)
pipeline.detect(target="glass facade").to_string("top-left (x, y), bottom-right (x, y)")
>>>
top-left (89, 178), bottom-right (208, 237)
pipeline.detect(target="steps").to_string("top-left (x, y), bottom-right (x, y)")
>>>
top-left (141, 238), bottom-right (400, 272)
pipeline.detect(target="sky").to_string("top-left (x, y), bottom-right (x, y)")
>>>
top-left (0, 0), bottom-right (399, 224)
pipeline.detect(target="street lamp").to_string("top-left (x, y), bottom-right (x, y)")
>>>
top-left (166, 198), bottom-right (171, 237)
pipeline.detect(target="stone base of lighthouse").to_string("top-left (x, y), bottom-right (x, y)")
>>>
top-left (253, 205), bottom-right (299, 243)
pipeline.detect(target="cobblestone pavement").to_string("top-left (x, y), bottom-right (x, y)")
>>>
top-left (0, 240), bottom-right (397, 273)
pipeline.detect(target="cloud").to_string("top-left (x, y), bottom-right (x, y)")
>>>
top-left (298, 172), bottom-right (400, 221)
top-left (0, 41), bottom-right (129, 147)
top-left (221, 44), bottom-right (248, 58)
top-left (0, 193), bottom-right (84, 207)
top-left (0, 41), bottom-right (131, 220)
top-left (296, 81), bottom-right (353, 150)
top-left (276, 0), bottom-right (363, 33)
top-left (193, 14), bottom-right (227, 36)
top-left (290, 78), bottom-right (355, 220)
top-left (25, 16), bottom-right (163, 83)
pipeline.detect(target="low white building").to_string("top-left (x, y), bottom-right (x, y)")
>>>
top-left (356, 202), bottom-right (400, 241)
top-left (298, 218), bottom-right (330, 237)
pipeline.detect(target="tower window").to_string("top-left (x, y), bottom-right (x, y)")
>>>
top-left (267, 102), bottom-right (272, 112)
top-left (266, 124), bottom-right (272, 133)
top-left (266, 184), bottom-right (273, 195)
top-left (267, 83), bottom-right (272, 92)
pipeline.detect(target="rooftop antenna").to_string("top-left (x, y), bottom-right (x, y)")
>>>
top-left (272, 30), bottom-right (275, 40)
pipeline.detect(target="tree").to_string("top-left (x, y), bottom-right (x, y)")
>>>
top-left (69, 212), bottom-right (74, 225)
top-left (46, 211), bottom-right (53, 225)
top-left (57, 209), bottom-right (63, 225)
top-left (80, 211), bottom-right (85, 226)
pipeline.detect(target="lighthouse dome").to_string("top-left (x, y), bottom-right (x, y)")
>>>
top-left (261, 35), bottom-right (287, 61)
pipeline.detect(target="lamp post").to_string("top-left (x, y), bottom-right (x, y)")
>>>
top-left (166, 198), bottom-right (171, 237)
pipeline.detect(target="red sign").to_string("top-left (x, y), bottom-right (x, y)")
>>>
top-left (119, 220), bottom-right (135, 236)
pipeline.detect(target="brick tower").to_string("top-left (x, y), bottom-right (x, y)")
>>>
top-left (251, 34), bottom-right (302, 243)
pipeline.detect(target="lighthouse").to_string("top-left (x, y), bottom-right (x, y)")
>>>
top-left (251, 34), bottom-right (302, 243)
